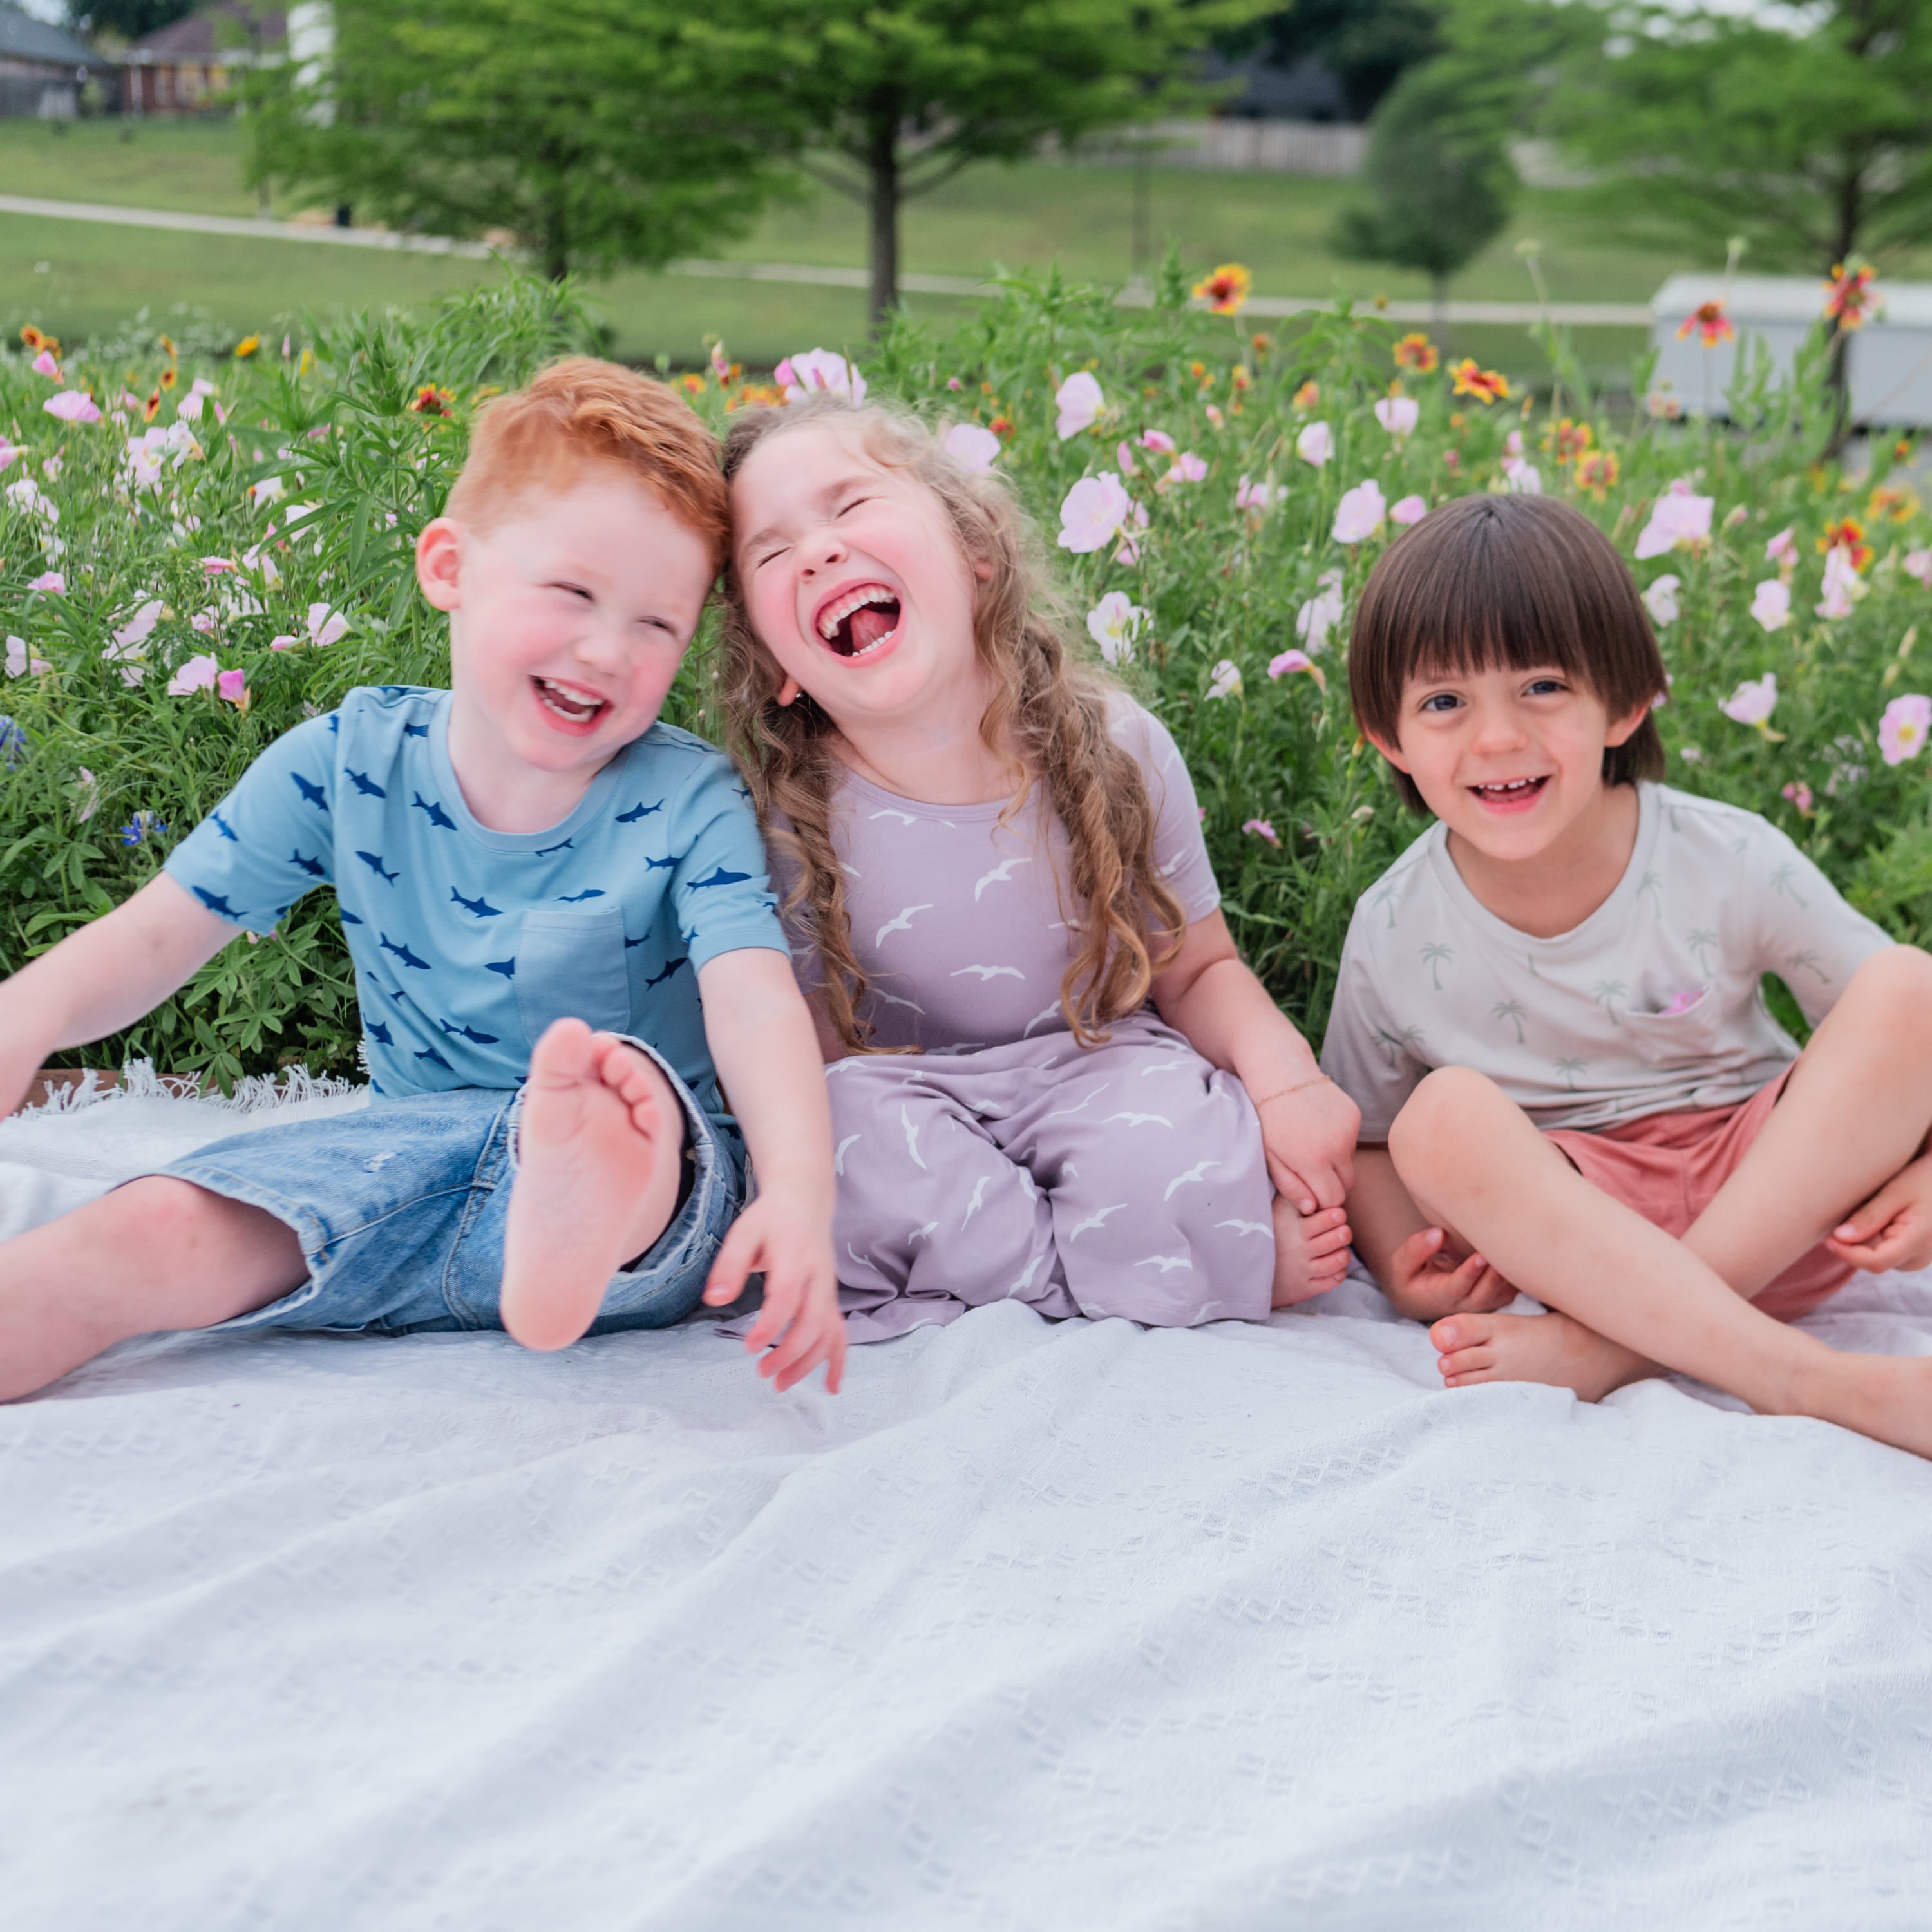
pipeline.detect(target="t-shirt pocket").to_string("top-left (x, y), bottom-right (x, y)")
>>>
top-left (515, 905), bottom-right (633, 1045)
top-left (1622, 986), bottom-right (1723, 1070)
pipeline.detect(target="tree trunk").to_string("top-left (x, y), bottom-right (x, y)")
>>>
top-left (866, 99), bottom-right (901, 334)
top-left (1823, 166), bottom-right (1864, 458)
top-left (1431, 270), bottom-right (1449, 359)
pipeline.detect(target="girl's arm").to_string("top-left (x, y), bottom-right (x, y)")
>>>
top-left (1151, 909), bottom-right (1361, 1212)
top-left (694, 947), bottom-right (845, 1394)
top-left (0, 873), bottom-right (240, 1115)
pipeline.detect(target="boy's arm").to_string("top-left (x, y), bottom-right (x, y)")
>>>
top-left (1350, 1145), bottom-right (1516, 1321)
top-left (692, 947), bottom-right (844, 1394)
top-left (1151, 909), bottom-right (1360, 1211)
top-left (0, 873), bottom-right (240, 1114)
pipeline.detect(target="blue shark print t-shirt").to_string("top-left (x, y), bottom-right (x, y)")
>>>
top-left (164, 686), bottom-right (786, 1116)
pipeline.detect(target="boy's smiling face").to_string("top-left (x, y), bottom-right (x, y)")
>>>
top-left (1368, 661), bottom-right (1652, 866)
top-left (418, 461), bottom-right (714, 802)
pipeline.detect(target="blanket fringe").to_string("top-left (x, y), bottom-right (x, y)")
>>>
top-left (23, 1061), bottom-right (363, 1119)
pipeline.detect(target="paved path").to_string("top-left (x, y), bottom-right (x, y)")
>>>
top-left (0, 192), bottom-right (1654, 327)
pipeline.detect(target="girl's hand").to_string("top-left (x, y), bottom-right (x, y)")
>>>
top-left (703, 1191), bottom-right (846, 1394)
top-left (1383, 1225), bottom-right (1517, 1322)
top-left (1826, 1155), bottom-right (1932, 1276)
top-left (1258, 1077), bottom-right (1361, 1213)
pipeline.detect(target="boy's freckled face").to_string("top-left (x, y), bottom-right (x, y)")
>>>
top-left (732, 423), bottom-right (981, 724)
top-left (420, 464), bottom-right (714, 776)
top-left (1373, 663), bottom-right (1647, 863)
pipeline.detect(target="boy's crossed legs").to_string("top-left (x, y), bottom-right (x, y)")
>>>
top-left (1376, 946), bottom-right (1932, 1454)
top-left (0, 1021), bottom-right (690, 1403)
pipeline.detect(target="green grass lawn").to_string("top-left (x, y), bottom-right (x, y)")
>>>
top-left (0, 116), bottom-right (1715, 376)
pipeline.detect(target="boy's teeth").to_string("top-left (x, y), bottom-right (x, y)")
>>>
top-left (536, 677), bottom-right (602, 719)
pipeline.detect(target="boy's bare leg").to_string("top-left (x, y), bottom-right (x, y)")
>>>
top-left (1390, 1067), bottom-right (1932, 1458)
top-left (1683, 945), bottom-right (1932, 1293)
top-left (0, 1178), bottom-right (307, 1401)
top-left (498, 1019), bottom-right (686, 1352)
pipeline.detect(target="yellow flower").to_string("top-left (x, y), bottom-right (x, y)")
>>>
top-left (1293, 380), bottom-right (1319, 410)
top-left (407, 384), bottom-right (455, 417)
top-left (160, 366), bottom-right (178, 390)
top-left (1191, 263), bottom-right (1253, 315)
top-left (1393, 333), bottom-right (1438, 374)
top-left (160, 334), bottom-right (177, 359)
top-left (233, 335), bottom-right (261, 359)
top-left (1450, 359), bottom-right (1510, 404)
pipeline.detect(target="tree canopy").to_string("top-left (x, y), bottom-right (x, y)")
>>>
top-left (66, 0), bottom-right (197, 39)
top-left (1553, 0), bottom-right (1932, 274)
top-left (247, 0), bottom-right (792, 282)
top-left (1225, 0), bottom-right (1440, 122)
top-left (713, 0), bottom-right (1271, 326)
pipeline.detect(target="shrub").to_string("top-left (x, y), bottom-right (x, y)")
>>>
top-left (3, 269), bottom-right (1929, 1081)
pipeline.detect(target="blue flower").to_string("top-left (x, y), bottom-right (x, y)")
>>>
top-left (0, 715), bottom-right (26, 768)
top-left (118, 811), bottom-right (167, 846)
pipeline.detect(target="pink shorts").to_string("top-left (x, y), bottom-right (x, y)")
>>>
top-left (1544, 1068), bottom-right (1852, 1323)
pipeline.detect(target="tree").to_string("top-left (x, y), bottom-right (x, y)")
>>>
top-left (1224, 0), bottom-right (1441, 123)
top-left (66, 1), bottom-right (197, 37)
top-left (717, 0), bottom-right (1269, 328)
top-left (245, 0), bottom-right (793, 282)
top-left (1553, 1), bottom-right (1932, 279)
top-left (1331, 60), bottom-right (1516, 330)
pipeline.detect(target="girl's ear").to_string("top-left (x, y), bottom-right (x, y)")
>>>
top-left (775, 675), bottom-right (802, 707)
top-left (1603, 697), bottom-right (1654, 749)
top-left (416, 518), bottom-right (462, 612)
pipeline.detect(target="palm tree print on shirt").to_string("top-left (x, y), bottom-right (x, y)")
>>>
top-left (1785, 947), bottom-right (1830, 985)
top-left (1687, 928), bottom-right (1718, 977)
top-left (1492, 998), bottom-right (1528, 1043)
top-left (1593, 978), bottom-right (1627, 1027)
top-left (1555, 1057), bottom-right (1588, 1090)
top-left (1421, 941), bottom-right (1454, 990)
top-left (1638, 869), bottom-right (1664, 916)
top-left (1770, 862), bottom-right (1809, 908)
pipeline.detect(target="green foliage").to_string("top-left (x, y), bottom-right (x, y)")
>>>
top-left (715, 0), bottom-right (1273, 321)
top-left (1229, 0), bottom-right (1440, 122)
top-left (68, 0), bottom-right (196, 36)
top-left (245, 1), bottom-right (794, 281)
top-left (1332, 61), bottom-right (1515, 299)
top-left (1552, 0), bottom-right (1932, 272)
top-left (6, 266), bottom-right (1932, 1081)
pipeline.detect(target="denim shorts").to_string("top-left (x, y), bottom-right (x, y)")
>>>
top-left (153, 1036), bottom-right (743, 1336)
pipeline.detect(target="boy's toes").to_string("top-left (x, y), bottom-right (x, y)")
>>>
top-left (1439, 1345), bottom-right (1495, 1384)
top-left (1429, 1312), bottom-right (1493, 1354)
top-left (529, 1016), bottom-right (598, 1086)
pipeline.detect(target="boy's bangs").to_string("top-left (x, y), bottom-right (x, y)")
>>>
top-left (1402, 547), bottom-right (1598, 693)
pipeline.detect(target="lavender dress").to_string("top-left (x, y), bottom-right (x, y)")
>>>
top-left (782, 700), bottom-right (1275, 1341)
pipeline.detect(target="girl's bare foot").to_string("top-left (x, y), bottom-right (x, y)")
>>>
top-left (1271, 1197), bottom-right (1351, 1307)
top-left (1788, 1347), bottom-right (1932, 1461)
top-left (1430, 1307), bottom-right (1652, 1401)
top-left (499, 1019), bottom-right (684, 1352)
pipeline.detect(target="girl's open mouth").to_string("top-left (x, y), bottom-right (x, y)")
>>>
top-left (1470, 775), bottom-right (1549, 810)
top-left (815, 583), bottom-right (902, 659)
top-left (532, 675), bottom-right (609, 732)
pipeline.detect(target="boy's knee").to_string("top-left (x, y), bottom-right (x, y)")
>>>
top-left (1388, 1066), bottom-right (1508, 1185)
top-left (111, 1175), bottom-right (225, 1237)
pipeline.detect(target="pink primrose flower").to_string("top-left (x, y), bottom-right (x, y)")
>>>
top-left (1057, 472), bottom-right (1132, 554)
top-left (1206, 659), bottom-right (1242, 701)
top-left (28, 570), bottom-right (64, 594)
top-left (1296, 569), bottom-right (1346, 652)
top-left (307, 603), bottom-right (350, 648)
top-left (1634, 483), bottom-right (1714, 560)
top-left (1904, 549), bottom-right (1932, 588)
top-left (1816, 545), bottom-right (1864, 619)
top-left (1719, 674), bottom-right (1777, 726)
top-left (43, 390), bottom-right (100, 424)
top-left (1242, 818), bottom-right (1279, 845)
top-left (1054, 371), bottom-right (1104, 440)
top-left (1750, 580), bottom-right (1791, 632)
top-left (1879, 693), bottom-right (1932, 766)
top-left (217, 668), bottom-right (248, 706)
top-left (1295, 421), bottom-right (1332, 468)
top-left (779, 350), bottom-right (866, 405)
top-left (1332, 479), bottom-right (1386, 544)
top-left (167, 652), bottom-right (222, 696)
top-left (1782, 781), bottom-right (1815, 813)
top-left (1236, 476), bottom-right (1282, 511)
top-left (1765, 527), bottom-right (1797, 566)
top-left (1642, 574), bottom-right (1681, 626)
top-left (1137, 429), bottom-right (1175, 455)
top-left (1168, 451), bottom-right (1208, 484)
top-left (1374, 396), bottom-right (1419, 437)
top-left (1084, 591), bottom-right (1146, 665)
top-left (1390, 494), bottom-right (1428, 526)
top-left (942, 423), bottom-right (1001, 472)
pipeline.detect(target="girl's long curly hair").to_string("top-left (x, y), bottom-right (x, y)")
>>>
top-left (718, 395), bottom-right (1187, 1054)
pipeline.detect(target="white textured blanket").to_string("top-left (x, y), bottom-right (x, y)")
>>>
top-left (3, 1086), bottom-right (1930, 1931)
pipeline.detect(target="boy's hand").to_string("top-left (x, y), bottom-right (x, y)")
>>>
top-left (1826, 1154), bottom-right (1932, 1275)
top-left (1259, 1077), bottom-right (1361, 1213)
top-left (1383, 1225), bottom-right (1517, 1321)
top-left (703, 1191), bottom-right (846, 1395)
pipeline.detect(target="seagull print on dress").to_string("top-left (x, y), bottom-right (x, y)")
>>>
top-left (1065, 1202), bottom-right (1128, 1240)
top-left (875, 904), bottom-right (933, 947)
top-left (973, 855), bottom-right (1032, 900)
top-left (1164, 1159), bottom-right (1219, 1199)
top-left (952, 964), bottom-right (1025, 981)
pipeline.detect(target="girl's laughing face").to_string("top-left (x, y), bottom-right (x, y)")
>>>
top-left (732, 422), bottom-right (985, 731)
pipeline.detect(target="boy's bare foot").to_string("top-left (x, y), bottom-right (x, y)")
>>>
top-left (500, 1019), bottom-right (685, 1352)
top-left (1271, 1197), bottom-right (1351, 1307)
top-left (1430, 1307), bottom-right (1653, 1402)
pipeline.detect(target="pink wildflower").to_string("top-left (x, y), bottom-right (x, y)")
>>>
top-left (1242, 819), bottom-right (1279, 846)
top-left (1879, 694), bottom-right (1932, 766)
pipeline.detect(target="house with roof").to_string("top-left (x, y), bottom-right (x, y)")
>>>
top-left (122, 2), bottom-right (285, 116)
top-left (0, 3), bottom-right (115, 118)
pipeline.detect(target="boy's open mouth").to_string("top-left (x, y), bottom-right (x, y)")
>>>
top-left (533, 676), bottom-right (608, 729)
top-left (815, 583), bottom-right (902, 659)
top-left (1470, 775), bottom-right (1549, 808)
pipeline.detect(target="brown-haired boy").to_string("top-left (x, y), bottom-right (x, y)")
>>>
top-left (0, 359), bottom-right (844, 1399)
top-left (1323, 491), bottom-right (1932, 1459)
